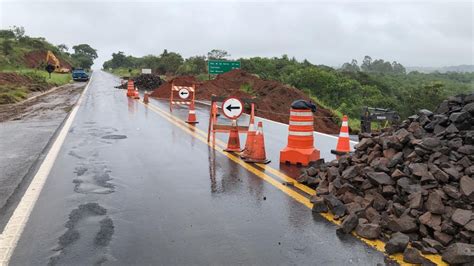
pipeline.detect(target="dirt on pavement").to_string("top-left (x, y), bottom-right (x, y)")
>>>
top-left (151, 70), bottom-right (340, 134)
top-left (0, 82), bottom-right (84, 122)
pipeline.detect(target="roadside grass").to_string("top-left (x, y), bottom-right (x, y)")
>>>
top-left (16, 69), bottom-right (72, 86)
top-left (304, 90), bottom-right (361, 133)
top-left (106, 68), bottom-right (140, 78)
top-left (196, 73), bottom-right (214, 81)
top-left (0, 68), bottom-right (72, 86)
top-left (240, 83), bottom-right (256, 96)
top-left (0, 85), bottom-right (28, 104)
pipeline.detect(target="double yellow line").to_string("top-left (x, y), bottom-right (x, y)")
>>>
top-left (139, 99), bottom-right (445, 266)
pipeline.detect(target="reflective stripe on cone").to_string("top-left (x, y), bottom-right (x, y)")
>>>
top-left (280, 108), bottom-right (320, 166)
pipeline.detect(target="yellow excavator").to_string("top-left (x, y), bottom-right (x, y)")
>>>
top-left (46, 51), bottom-right (70, 73)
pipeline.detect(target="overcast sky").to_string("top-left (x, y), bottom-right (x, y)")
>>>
top-left (1, 0), bottom-right (473, 68)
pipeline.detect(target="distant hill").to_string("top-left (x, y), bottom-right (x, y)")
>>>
top-left (406, 65), bottom-right (474, 73)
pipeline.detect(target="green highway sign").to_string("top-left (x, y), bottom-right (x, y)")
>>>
top-left (208, 60), bottom-right (241, 74)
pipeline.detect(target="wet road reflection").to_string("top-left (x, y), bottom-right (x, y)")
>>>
top-left (10, 71), bottom-right (387, 266)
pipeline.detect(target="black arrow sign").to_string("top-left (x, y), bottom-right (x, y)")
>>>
top-left (180, 91), bottom-right (188, 95)
top-left (226, 104), bottom-right (241, 112)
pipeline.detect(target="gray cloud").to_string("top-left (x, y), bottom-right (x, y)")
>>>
top-left (1, 0), bottom-right (472, 68)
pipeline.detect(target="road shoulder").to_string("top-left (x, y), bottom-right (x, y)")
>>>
top-left (0, 82), bottom-right (86, 228)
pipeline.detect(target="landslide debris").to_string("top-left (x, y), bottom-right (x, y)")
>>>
top-left (151, 70), bottom-right (340, 134)
top-left (299, 93), bottom-right (474, 264)
top-left (149, 75), bottom-right (198, 97)
top-left (117, 74), bottom-right (165, 91)
top-left (0, 72), bottom-right (51, 104)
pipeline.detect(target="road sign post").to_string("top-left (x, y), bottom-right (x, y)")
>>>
top-left (207, 95), bottom-right (256, 143)
top-left (207, 60), bottom-right (241, 75)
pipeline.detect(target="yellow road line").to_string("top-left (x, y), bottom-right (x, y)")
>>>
top-left (255, 163), bottom-right (316, 195)
top-left (144, 102), bottom-right (312, 209)
top-left (147, 100), bottom-right (314, 196)
top-left (141, 100), bottom-right (446, 266)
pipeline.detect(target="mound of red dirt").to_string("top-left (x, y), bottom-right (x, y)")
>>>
top-left (24, 50), bottom-right (72, 69)
top-left (151, 70), bottom-right (340, 134)
top-left (150, 75), bottom-right (201, 98)
top-left (0, 72), bottom-right (34, 85)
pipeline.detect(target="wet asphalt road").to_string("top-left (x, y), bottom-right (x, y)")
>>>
top-left (9, 71), bottom-right (386, 265)
top-left (0, 83), bottom-right (84, 217)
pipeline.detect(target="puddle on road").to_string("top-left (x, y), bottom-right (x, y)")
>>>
top-left (101, 134), bottom-right (127, 140)
top-left (50, 203), bottom-right (115, 266)
top-left (73, 165), bottom-right (115, 195)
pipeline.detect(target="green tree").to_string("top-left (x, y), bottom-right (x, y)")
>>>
top-left (156, 50), bottom-right (183, 74)
top-left (72, 54), bottom-right (94, 69)
top-left (207, 49), bottom-right (230, 60)
top-left (392, 61), bottom-right (406, 74)
top-left (177, 56), bottom-right (207, 75)
top-left (341, 59), bottom-right (360, 72)
top-left (72, 44), bottom-right (98, 60)
top-left (57, 44), bottom-right (68, 53)
top-left (361, 56), bottom-right (372, 72)
top-left (72, 44), bottom-right (97, 69)
top-left (2, 39), bottom-right (13, 55)
top-left (0, 30), bottom-right (15, 39)
top-left (11, 25), bottom-right (25, 39)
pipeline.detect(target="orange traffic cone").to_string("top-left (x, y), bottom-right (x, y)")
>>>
top-left (244, 122), bottom-right (271, 164)
top-left (133, 87), bottom-right (140, 99)
top-left (143, 91), bottom-right (149, 104)
top-left (331, 115), bottom-right (351, 156)
top-left (240, 108), bottom-right (256, 158)
top-left (186, 102), bottom-right (198, 124)
top-left (127, 80), bottom-right (135, 97)
top-left (224, 120), bottom-right (241, 152)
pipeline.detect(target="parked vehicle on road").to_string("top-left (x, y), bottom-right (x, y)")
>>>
top-left (72, 69), bottom-right (89, 81)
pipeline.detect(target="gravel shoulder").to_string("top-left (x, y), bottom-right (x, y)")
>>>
top-left (0, 81), bottom-right (86, 223)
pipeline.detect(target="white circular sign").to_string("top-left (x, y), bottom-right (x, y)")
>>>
top-left (222, 97), bottom-right (244, 119)
top-left (178, 88), bottom-right (190, 99)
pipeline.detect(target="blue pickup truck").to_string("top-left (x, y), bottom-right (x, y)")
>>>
top-left (72, 69), bottom-right (89, 81)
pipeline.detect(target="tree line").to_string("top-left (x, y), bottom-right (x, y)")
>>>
top-left (0, 26), bottom-right (97, 69)
top-left (102, 49), bottom-right (474, 120)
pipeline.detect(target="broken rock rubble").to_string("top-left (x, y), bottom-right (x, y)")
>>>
top-left (298, 93), bottom-right (474, 264)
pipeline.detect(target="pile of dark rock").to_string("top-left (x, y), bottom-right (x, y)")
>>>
top-left (299, 93), bottom-right (474, 264)
top-left (115, 74), bottom-right (164, 91)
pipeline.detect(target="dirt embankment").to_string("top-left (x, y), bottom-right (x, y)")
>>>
top-left (24, 50), bottom-right (72, 69)
top-left (0, 72), bottom-right (52, 104)
top-left (150, 70), bottom-right (340, 134)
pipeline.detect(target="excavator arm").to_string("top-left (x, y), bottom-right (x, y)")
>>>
top-left (45, 51), bottom-right (70, 73)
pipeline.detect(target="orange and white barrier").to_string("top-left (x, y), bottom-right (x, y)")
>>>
top-left (331, 115), bottom-right (351, 156)
top-left (280, 108), bottom-right (320, 166)
top-left (126, 80), bottom-right (135, 97)
top-left (170, 82), bottom-right (198, 123)
top-left (169, 83), bottom-right (195, 111)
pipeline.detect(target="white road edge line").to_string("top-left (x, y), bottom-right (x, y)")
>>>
top-left (0, 74), bottom-right (94, 265)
